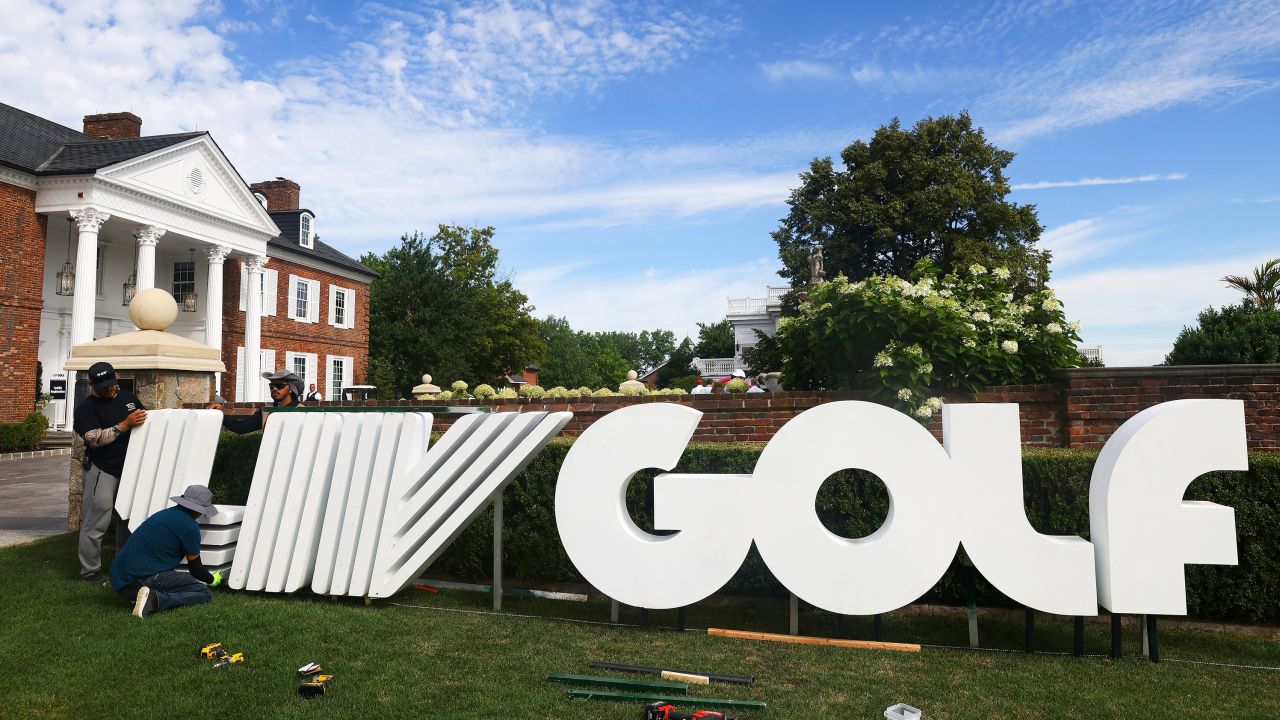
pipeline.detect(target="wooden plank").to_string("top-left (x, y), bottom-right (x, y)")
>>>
top-left (588, 660), bottom-right (754, 686)
top-left (564, 690), bottom-right (765, 710)
top-left (661, 671), bottom-right (709, 685)
top-left (547, 673), bottom-right (686, 694)
top-left (707, 627), bottom-right (920, 653)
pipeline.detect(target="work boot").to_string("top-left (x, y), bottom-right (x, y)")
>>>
top-left (132, 586), bottom-right (158, 618)
top-left (80, 571), bottom-right (108, 587)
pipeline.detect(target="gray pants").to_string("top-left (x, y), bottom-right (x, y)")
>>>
top-left (78, 463), bottom-right (130, 577)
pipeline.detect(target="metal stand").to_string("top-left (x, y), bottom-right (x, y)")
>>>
top-left (962, 565), bottom-right (979, 648)
top-left (1110, 613), bottom-right (1122, 660)
top-left (1024, 608), bottom-right (1035, 654)
top-left (1073, 616), bottom-right (1085, 657)
top-left (789, 593), bottom-right (799, 635)
top-left (873, 614), bottom-right (884, 641)
top-left (610, 599), bottom-right (620, 624)
top-left (640, 608), bottom-right (650, 628)
top-left (1146, 615), bottom-right (1160, 663)
top-left (492, 498), bottom-right (503, 611)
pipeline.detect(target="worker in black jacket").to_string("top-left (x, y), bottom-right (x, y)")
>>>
top-left (73, 362), bottom-right (147, 584)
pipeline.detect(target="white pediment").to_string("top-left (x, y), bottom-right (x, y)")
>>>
top-left (96, 136), bottom-right (280, 239)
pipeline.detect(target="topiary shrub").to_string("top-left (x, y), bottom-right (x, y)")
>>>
top-left (521, 384), bottom-right (546, 398)
top-left (473, 384), bottom-right (496, 399)
top-left (619, 386), bottom-right (647, 396)
top-left (434, 390), bottom-right (453, 401)
top-left (496, 387), bottom-right (518, 399)
top-left (451, 380), bottom-right (469, 393)
top-left (575, 387), bottom-right (592, 397)
top-left (725, 378), bottom-right (749, 393)
top-left (545, 386), bottom-right (570, 399)
top-left (592, 388), bottom-right (615, 397)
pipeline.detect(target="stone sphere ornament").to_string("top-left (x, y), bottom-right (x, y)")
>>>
top-left (128, 288), bottom-right (179, 331)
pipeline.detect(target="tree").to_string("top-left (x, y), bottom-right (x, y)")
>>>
top-left (694, 319), bottom-right (734, 358)
top-left (594, 329), bottom-right (676, 374)
top-left (655, 336), bottom-right (697, 388)
top-left (1165, 303), bottom-right (1280, 365)
top-left (772, 113), bottom-right (1050, 293)
top-left (742, 330), bottom-right (783, 375)
top-left (362, 225), bottom-right (544, 398)
top-left (1221, 258), bottom-right (1280, 310)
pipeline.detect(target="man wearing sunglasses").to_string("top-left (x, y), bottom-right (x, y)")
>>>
top-left (73, 361), bottom-right (147, 583)
top-left (209, 369), bottom-right (305, 434)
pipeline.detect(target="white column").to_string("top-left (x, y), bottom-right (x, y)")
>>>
top-left (135, 225), bottom-right (165, 292)
top-left (68, 208), bottom-right (109, 348)
top-left (206, 246), bottom-right (231, 393)
top-left (243, 255), bottom-right (267, 402)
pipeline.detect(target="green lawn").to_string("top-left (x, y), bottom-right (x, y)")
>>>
top-left (2, 534), bottom-right (1277, 719)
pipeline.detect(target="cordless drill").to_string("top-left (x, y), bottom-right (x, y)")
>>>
top-left (643, 701), bottom-right (736, 720)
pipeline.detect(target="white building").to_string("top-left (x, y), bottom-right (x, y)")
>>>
top-left (691, 285), bottom-right (788, 378)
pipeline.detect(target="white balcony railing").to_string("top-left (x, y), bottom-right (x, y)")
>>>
top-left (727, 298), bottom-right (767, 314)
top-left (766, 286), bottom-right (788, 305)
top-left (691, 357), bottom-right (739, 377)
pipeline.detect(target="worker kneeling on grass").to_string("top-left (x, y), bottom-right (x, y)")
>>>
top-left (109, 485), bottom-right (224, 619)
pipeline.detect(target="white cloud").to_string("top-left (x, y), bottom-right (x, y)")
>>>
top-left (760, 60), bottom-right (839, 82)
top-left (1052, 252), bottom-right (1277, 365)
top-left (988, 1), bottom-right (1280, 143)
top-left (1040, 218), bottom-right (1129, 268)
top-left (1013, 173), bottom-right (1187, 191)
top-left (518, 258), bottom-right (783, 339)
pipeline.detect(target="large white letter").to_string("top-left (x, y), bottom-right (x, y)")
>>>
top-left (946, 404), bottom-right (1097, 616)
top-left (555, 403), bottom-right (755, 609)
top-left (1090, 399), bottom-right (1247, 615)
top-left (751, 401), bottom-right (957, 615)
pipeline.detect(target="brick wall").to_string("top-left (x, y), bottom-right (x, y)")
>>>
top-left (205, 364), bottom-right (1280, 450)
top-left (221, 255), bottom-right (370, 401)
top-left (0, 181), bottom-right (47, 422)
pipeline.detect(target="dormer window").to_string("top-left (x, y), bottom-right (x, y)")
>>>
top-left (299, 212), bottom-right (314, 249)
top-left (254, 192), bottom-right (268, 209)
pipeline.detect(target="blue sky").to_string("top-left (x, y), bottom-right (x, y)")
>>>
top-left (3, 0), bottom-right (1279, 365)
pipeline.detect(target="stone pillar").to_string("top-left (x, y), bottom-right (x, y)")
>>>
top-left (135, 225), bottom-right (164, 292)
top-left (206, 246), bottom-right (231, 393)
top-left (243, 255), bottom-right (267, 402)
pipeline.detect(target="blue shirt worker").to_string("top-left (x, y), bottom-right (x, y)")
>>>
top-left (73, 361), bottom-right (147, 583)
top-left (110, 485), bottom-right (224, 618)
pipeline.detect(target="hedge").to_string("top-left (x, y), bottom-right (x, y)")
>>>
top-left (208, 432), bottom-right (1280, 622)
top-left (0, 412), bottom-right (48, 453)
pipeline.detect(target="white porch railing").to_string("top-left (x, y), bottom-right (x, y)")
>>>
top-left (726, 298), bottom-right (766, 314)
top-left (692, 357), bottom-right (739, 376)
top-left (766, 286), bottom-right (788, 305)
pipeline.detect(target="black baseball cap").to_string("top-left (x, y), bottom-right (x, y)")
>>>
top-left (88, 362), bottom-right (118, 391)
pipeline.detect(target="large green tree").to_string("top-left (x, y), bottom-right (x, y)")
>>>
top-left (1165, 303), bottom-right (1280, 365)
top-left (363, 225), bottom-right (544, 398)
top-left (535, 316), bottom-right (630, 389)
top-left (694, 319), bottom-right (735, 358)
top-left (772, 113), bottom-right (1050, 293)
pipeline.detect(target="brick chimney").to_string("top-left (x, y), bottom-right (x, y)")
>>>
top-left (83, 112), bottom-right (142, 140)
top-left (250, 178), bottom-right (300, 211)
top-left (522, 365), bottom-right (540, 387)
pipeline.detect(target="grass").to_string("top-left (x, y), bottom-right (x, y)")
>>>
top-left (2, 534), bottom-right (1278, 719)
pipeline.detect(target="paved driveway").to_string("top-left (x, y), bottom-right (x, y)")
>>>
top-left (0, 455), bottom-right (68, 547)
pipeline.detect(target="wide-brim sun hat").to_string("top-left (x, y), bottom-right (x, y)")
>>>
top-left (261, 369), bottom-right (306, 398)
top-left (171, 484), bottom-right (217, 517)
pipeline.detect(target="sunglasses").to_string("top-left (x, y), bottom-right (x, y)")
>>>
top-left (270, 382), bottom-right (290, 390)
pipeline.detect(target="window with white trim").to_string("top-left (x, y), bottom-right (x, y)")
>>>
top-left (288, 276), bottom-right (320, 323)
top-left (299, 213), bottom-right (314, 249)
top-left (329, 286), bottom-right (356, 329)
top-left (238, 263), bottom-right (277, 316)
top-left (327, 355), bottom-right (352, 401)
top-left (172, 260), bottom-right (195, 309)
top-left (286, 351), bottom-right (319, 397)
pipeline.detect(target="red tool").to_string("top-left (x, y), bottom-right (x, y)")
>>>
top-left (644, 701), bottom-right (736, 720)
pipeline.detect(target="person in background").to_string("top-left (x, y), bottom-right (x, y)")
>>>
top-left (691, 378), bottom-right (710, 395)
top-left (208, 370), bottom-right (305, 434)
top-left (110, 485), bottom-right (223, 618)
top-left (305, 383), bottom-right (322, 402)
top-left (73, 361), bottom-right (147, 584)
top-left (747, 377), bottom-right (766, 393)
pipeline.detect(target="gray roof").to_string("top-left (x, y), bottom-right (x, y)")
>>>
top-left (38, 132), bottom-right (205, 175)
top-left (268, 210), bottom-right (379, 279)
top-left (0, 102), bottom-right (200, 174)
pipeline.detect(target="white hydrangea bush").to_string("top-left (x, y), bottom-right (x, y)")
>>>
top-left (777, 261), bottom-right (1084, 421)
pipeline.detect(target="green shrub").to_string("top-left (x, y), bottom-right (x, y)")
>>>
top-left (592, 388), bottom-right (615, 397)
top-left (434, 390), bottom-right (454, 401)
top-left (1165, 303), bottom-right (1280, 364)
top-left (545, 386), bottom-right (570, 399)
top-left (496, 387), bottom-right (518, 399)
top-left (205, 433), bottom-right (1280, 622)
top-left (725, 378), bottom-right (748, 393)
top-left (520, 384), bottom-right (546, 398)
top-left (451, 381), bottom-right (469, 393)
top-left (0, 412), bottom-right (48, 453)
top-left (473, 384), bottom-right (496, 399)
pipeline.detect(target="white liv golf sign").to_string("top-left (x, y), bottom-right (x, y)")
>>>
top-left (554, 400), bottom-right (1246, 617)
